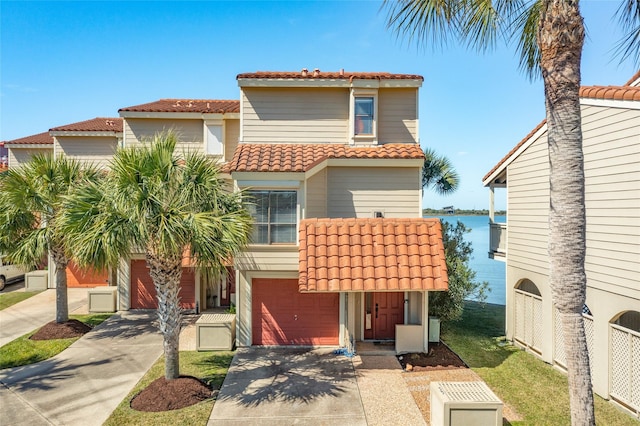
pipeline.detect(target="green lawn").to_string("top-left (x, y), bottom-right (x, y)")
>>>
top-left (0, 290), bottom-right (42, 310)
top-left (442, 302), bottom-right (638, 425)
top-left (103, 351), bottom-right (234, 426)
top-left (0, 313), bottom-right (112, 369)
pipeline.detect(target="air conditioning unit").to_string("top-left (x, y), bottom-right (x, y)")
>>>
top-left (430, 381), bottom-right (503, 426)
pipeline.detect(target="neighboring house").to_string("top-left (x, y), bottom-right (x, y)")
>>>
top-left (483, 73), bottom-right (640, 415)
top-left (3, 118), bottom-right (123, 289)
top-left (0, 142), bottom-right (8, 171)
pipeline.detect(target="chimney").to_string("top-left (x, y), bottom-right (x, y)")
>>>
top-left (339, 68), bottom-right (345, 77)
top-left (313, 68), bottom-right (320, 77)
top-left (301, 68), bottom-right (308, 77)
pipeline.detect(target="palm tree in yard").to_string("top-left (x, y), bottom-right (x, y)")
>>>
top-left (422, 147), bottom-right (459, 195)
top-left (60, 131), bottom-right (252, 380)
top-left (385, 1), bottom-right (639, 424)
top-left (0, 155), bottom-right (99, 323)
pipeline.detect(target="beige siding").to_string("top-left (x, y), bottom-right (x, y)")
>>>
top-left (55, 136), bottom-right (117, 168)
top-left (378, 88), bottom-right (418, 143)
top-left (235, 246), bottom-right (299, 271)
top-left (242, 88), bottom-right (349, 143)
top-left (305, 168), bottom-right (327, 218)
top-left (124, 118), bottom-right (203, 153)
top-left (8, 147), bottom-right (51, 168)
top-left (506, 103), bottom-right (640, 296)
top-left (326, 167), bottom-right (421, 218)
top-left (225, 119), bottom-right (240, 162)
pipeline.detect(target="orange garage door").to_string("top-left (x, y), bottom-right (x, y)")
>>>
top-left (252, 278), bottom-right (339, 346)
top-left (66, 261), bottom-right (108, 288)
top-left (130, 260), bottom-right (195, 309)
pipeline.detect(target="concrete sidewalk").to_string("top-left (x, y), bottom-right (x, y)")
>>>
top-left (0, 288), bottom-right (89, 347)
top-left (0, 311), bottom-right (163, 426)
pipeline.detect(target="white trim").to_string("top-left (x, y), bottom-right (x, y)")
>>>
top-left (579, 98), bottom-right (640, 110)
top-left (5, 144), bottom-right (53, 149)
top-left (232, 172), bottom-right (304, 181)
top-left (119, 111), bottom-right (204, 119)
top-left (482, 123), bottom-right (548, 187)
top-left (237, 180), bottom-right (300, 188)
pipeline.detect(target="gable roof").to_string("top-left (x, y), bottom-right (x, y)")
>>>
top-left (237, 71), bottom-right (424, 81)
top-left (3, 132), bottom-right (54, 146)
top-left (224, 143), bottom-right (425, 173)
top-left (483, 84), bottom-right (640, 185)
top-left (298, 218), bottom-right (448, 293)
top-left (625, 70), bottom-right (640, 87)
top-left (50, 117), bottom-right (123, 133)
top-left (119, 99), bottom-right (240, 114)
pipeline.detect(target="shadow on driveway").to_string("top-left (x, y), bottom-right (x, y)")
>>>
top-left (210, 347), bottom-right (366, 425)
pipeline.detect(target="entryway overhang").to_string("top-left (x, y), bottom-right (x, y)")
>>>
top-left (298, 218), bottom-right (449, 293)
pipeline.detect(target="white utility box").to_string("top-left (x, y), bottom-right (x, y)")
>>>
top-left (196, 313), bottom-right (236, 351)
top-left (430, 381), bottom-right (503, 426)
top-left (25, 270), bottom-right (48, 291)
top-left (88, 287), bottom-right (117, 312)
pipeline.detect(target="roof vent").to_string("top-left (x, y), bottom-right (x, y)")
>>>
top-left (301, 68), bottom-right (308, 77)
top-left (339, 68), bottom-right (345, 77)
top-left (313, 68), bottom-right (320, 77)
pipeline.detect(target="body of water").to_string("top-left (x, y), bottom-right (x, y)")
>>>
top-left (426, 215), bottom-right (506, 305)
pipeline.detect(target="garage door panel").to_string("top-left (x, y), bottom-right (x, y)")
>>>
top-left (66, 261), bottom-right (108, 288)
top-left (252, 279), bottom-right (339, 346)
top-left (130, 260), bottom-right (196, 309)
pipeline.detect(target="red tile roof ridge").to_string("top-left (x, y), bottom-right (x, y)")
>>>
top-left (579, 85), bottom-right (640, 101)
top-left (119, 99), bottom-right (240, 113)
top-left (50, 117), bottom-right (123, 132)
top-left (3, 131), bottom-right (54, 145)
top-left (237, 71), bottom-right (424, 81)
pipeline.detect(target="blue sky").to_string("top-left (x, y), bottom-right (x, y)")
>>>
top-left (1, 1), bottom-right (637, 210)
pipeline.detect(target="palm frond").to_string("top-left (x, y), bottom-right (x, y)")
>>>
top-left (512, 0), bottom-right (542, 79)
top-left (384, 0), bottom-right (456, 49)
top-left (614, 0), bottom-right (640, 66)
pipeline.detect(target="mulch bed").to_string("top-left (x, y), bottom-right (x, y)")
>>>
top-left (130, 376), bottom-right (213, 412)
top-left (397, 342), bottom-right (468, 372)
top-left (30, 319), bottom-right (92, 340)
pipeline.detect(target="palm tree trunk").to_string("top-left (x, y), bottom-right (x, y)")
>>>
top-left (147, 254), bottom-right (183, 380)
top-left (51, 247), bottom-right (69, 324)
top-left (538, 1), bottom-right (594, 425)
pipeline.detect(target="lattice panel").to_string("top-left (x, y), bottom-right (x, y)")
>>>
top-left (631, 333), bottom-right (640, 410)
top-left (554, 310), bottom-right (567, 367)
top-left (583, 315), bottom-right (595, 379)
top-left (515, 291), bottom-right (525, 342)
top-left (610, 326), bottom-right (631, 405)
top-left (532, 296), bottom-right (543, 351)
top-left (524, 295), bottom-right (533, 345)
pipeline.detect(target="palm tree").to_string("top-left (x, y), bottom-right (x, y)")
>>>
top-left (385, 1), bottom-right (639, 424)
top-left (422, 147), bottom-right (459, 195)
top-left (60, 131), bottom-right (252, 380)
top-left (0, 155), bottom-right (99, 323)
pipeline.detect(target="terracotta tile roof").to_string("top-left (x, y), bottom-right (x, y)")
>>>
top-left (119, 99), bottom-right (240, 113)
top-left (579, 85), bottom-right (640, 101)
top-left (224, 143), bottom-right (424, 173)
top-left (298, 218), bottom-right (448, 293)
top-left (50, 117), bottom-right (123, 132)
top-left (484, 83), bottom-right (640, 183)
top-left (3, 131), bottom-right (54, 145)
top-left (0, 165), bottom-right (7, 173)
top-left (237, 70), bottom-right (424, 81)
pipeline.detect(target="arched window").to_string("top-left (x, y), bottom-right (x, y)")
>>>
top-left (516, 279), bottom-right (541, 296)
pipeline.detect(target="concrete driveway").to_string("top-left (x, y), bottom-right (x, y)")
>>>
top-left (0, 311), bottom-right (163, 426)
top-left (209, 347), bottom-right (367, 425)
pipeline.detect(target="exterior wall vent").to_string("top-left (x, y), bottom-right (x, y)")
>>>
top-left (374, 211), bottom-right (384, 218)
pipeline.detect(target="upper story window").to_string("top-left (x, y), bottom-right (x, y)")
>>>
top-left (205, 123), bottom-right (223, 156)
top-left (246, 190), bottom-right (297, 244)
top-left (354, 97), bottom-right (374, 135)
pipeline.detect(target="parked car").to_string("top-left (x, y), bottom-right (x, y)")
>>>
top-left (0, 256), bottom-right (27, 291)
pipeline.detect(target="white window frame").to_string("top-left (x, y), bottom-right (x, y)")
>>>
top-left (204, 120), bottom-right (224, 157)
top-left (349, 88), bottom-right (378, 145)
top-left (245, 189), bottom-right (299, 245)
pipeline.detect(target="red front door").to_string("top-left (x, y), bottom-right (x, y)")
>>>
top-left (364, 292), bottom-right (405, 340)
